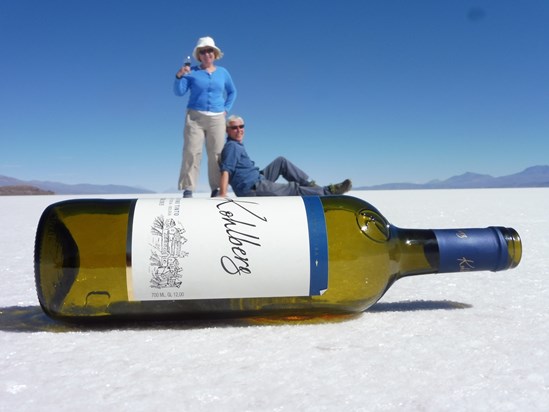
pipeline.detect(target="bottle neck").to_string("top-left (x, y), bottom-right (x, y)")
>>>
top-left (394, 226), bottom-right (522, 278)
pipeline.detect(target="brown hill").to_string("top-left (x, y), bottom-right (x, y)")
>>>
top-left (0, 185), bottom-right (54, 196)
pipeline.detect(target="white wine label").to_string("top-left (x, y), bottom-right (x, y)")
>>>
top-left (127, 197), bottom-right (328, 301)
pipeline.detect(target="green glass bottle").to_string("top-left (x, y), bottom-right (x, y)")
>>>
top-left (34, 196), bottom-right (522, 322)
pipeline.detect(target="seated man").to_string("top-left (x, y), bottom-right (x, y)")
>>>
top-left (218, 115), bottom-right (352, 197)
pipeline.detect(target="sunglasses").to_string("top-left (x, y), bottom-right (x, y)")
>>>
top-left (199, 48), bottom-right (215, 55)
top-left (229, 124), bottom-right (245, 130)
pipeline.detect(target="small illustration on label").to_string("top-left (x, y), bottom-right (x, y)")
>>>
top-left (149, 216), bottom-right (188, 289)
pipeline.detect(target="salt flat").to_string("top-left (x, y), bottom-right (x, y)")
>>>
top-left (1, 189), bottom-right (548, 412)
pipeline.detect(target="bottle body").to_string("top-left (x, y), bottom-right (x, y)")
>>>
top-left (34, 196), bottom-right (521, 321)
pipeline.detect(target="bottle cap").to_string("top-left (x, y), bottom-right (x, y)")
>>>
top-left (434, 227), bottom-right (520, 272)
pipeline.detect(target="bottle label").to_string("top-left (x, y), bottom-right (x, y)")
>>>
top-left (127, 197), bottom-right (328, 301)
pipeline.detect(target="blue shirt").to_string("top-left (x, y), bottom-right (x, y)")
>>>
top-left (173, 65), bottom-right (237, 113)
top-left (220, 138), bottom-right (261, 196)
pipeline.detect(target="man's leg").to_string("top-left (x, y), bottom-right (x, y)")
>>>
top-left (260, 157), bottom-right (310, 185)
top-left (254, 180), bottom-right (326, 196)
top-left (254, 178), bottom-right (351, 196)
top-left (255, 180), bottom-right (299, 196)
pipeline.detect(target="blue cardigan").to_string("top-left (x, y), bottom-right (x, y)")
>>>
top-left (174, 65), bottom-right (237, 113)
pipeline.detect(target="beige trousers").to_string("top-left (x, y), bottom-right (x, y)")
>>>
top-left (178, 110), bottom-right (226, 191)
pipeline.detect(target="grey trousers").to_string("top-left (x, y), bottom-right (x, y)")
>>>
top-left (253, 156), bottom-right (329, 196)
top-left (178, 110), bottom-right (226, 191)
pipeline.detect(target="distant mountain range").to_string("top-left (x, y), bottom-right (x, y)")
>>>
top-left (0, 175), bottom-right (154, 195)
top-left (356, 165), bottom-right (549, 190)
top-left (1, 165), bottom-right (548, 195)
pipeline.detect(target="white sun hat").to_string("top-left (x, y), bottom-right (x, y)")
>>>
top-left (192, 36), bottom-right (223, 60)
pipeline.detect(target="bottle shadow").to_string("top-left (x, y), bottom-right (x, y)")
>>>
top-left (368, 300), bottom-right (472, 312)
top-left (0, 300), bottom-right (472, 333)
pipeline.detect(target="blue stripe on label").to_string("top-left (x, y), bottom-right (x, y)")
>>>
top-left (302, 197), bottom-right (329, 295)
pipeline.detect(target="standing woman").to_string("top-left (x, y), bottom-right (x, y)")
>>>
top-left (174, 36), bottom-right (237, 197)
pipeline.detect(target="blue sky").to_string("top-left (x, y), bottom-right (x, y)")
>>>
top-left (1, 0), bottom-right (548, 192)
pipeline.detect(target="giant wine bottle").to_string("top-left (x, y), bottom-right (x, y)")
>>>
top-left (34, 196), bottom-right (522, 321)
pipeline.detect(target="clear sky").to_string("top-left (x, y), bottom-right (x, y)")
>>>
top-left (1, 0), bottom-right (548, 193)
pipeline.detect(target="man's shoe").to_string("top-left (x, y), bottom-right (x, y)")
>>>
top-left (183, 190), bottom-right (193, 198)
top-left (328, 179), bottom-right (352, 195)
top-left (211, 188), bottom-right (219, 197)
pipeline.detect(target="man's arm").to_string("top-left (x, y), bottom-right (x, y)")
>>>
top-left (218, 170), bottom-right (230, 197)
